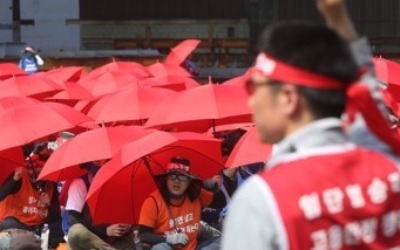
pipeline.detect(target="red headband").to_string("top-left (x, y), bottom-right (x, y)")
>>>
top-left (253, 53), bottom-right (345, 89)
top-left (250, 52), bottom-right (400, 156)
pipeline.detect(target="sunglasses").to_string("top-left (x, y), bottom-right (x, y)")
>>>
top-left (168, 174), bottom-right (190, 182)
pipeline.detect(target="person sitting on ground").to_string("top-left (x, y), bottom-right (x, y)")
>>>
top-left (0, 142), bottom-right (64, 249)
top-left (66, 161), bottom-right (135, 250)
top-left (138, 156), bottom-right (221, 250)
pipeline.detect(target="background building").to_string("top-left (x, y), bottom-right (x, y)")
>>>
top-left (1, 0), bottom-right (399, 75)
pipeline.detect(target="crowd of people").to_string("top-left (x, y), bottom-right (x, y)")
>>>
top-left (1, 0), bottom-right (400, 249)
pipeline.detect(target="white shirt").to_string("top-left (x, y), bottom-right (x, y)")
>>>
top-left (65, 178), bottom-right (87, 213)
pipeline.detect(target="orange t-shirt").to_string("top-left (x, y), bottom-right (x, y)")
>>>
top-left (0, 170), bottom-right (54, 226)
top-left (139, 188), bottom-right (213, 250)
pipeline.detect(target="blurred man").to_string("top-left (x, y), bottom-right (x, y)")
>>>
top-left (18, 46), bottom-right (44, 75)
top-left (222, 0), bottom-right (400, 249)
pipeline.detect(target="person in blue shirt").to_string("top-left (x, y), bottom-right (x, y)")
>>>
top-left (18, 47), bottom-right (44, 75)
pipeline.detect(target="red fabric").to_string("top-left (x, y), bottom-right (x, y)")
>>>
top-left (86, 85), bottom-right (174, 124)
top-left (43, 66), bottom-right (86, 83)
top-left (38, 126), bottom-right (151, 182)
top-left (261, 148), bottom-right (400, 249)
top-left (139, 76), bottom-right (199, 91)
top-left (146, 62), bottom-right (192, 79)
top-left (0, 147), bottom-right (25, 185)
top-left (165, 39), bottom-right (201, 65)
top-left (0, 102), bottom-right (91, 151)
top-left (347, 84), bottom-right (400, 155)
top-left (86, 131), bottom-right (223, 224)
top-left (0, 63), bottom-right (26, 80)
top-left (253, 53), bottom-right (344, 89)
top-left (144, 84), bottom-right (252, 133)
top-left (0, 75), bottom-right (62, 99)
top-left (226, 127), bottom-right (273, 168)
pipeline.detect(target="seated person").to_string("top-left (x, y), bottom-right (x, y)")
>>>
top-left (66, 161), bottom-right (134, 250)
top-left (138, 157), bottom-right (220, 250)
top-left (0, 143), bottom-right (64, 249)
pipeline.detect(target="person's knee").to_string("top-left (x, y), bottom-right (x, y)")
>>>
top-left (151, 243), bottom-right (173, 250)
top-left (67, 224), bottom-right (89, 244)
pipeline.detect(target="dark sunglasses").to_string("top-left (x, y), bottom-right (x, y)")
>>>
top-left (168, 174), bottom-right (189, 182)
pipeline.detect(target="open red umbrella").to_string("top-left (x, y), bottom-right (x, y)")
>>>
top-left (223, 75), bottom-right (247, 87)
top-left (140, 76), bottom-right (200, 91)
top-left (0, 75), bottom-right (63, 99)
top-left (44, 66), bottom-right (86, 82)
top-left (146, 62), bottom-right (191, 78)
top-left (225, 127), bottom-right (273, 168)
top-left (0, 96), bottom-right (39, 115)
top-left (0, 102), bottom-right (92, 151)
top-left (89, 61), bottom-right (149, 80)
top-left (0, 147), bottom-right (26, 185)
top-left (86, 131), bottom-right (223, 224)
top-left (145, 84), bottom-right (252, 133)
top-left (48, 81), bottom-right (95, 102)
top-left (0, 63), bottom-right (26, 80)
top-left (77, 71), bottom-right (138, 97)
top-left (38, 126), bottom-right (152, 182)
top-left (87, 85), bottom-right (174, 125)
top-left (165, 39), bottom-right (201, 65)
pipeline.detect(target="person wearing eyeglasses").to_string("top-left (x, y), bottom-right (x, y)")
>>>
top-left (222, 0), bottom-right (400, 250)
top-left (138, 156), bottom-right (221, 250)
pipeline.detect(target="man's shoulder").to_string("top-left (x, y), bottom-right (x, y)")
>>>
top-left (69, 178), bottom-right (87, 189)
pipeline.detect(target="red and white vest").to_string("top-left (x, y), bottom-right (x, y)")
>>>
top-left (262, 147), bottom-right (400, 249)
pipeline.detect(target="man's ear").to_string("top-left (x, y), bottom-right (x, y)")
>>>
top-left (279, 84), bottom-right (302, 116)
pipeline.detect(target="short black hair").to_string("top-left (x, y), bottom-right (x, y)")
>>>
top-left (258, 21), bottom-right (360, 118)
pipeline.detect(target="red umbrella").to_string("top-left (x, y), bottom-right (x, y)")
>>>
top-left (373, 57), bottom-right (400, 86)
top-left (225, 128), bottom-right (273, 168)
top-left (0, 63), bottom-right (26, 80)
top-left (0, 96), bottom-right (39, 115)
top-left (77, 71), bottom-right (138, 97)
top-left (0, 102), bottom-right (92, 151)
top-left (140, 76), bottom-right (200, 91)
top-left (0, 147), bottom-right (26, 185)
top-left (48, 81), bottom-right (95, 102)
top-left (0, 75), bottom-right (63, 99)
top-left (145, 84), bottom-right (252, 133)
top-left (87, 85), bottom-right (174, 125)
top-left (38, 126), bottom-right (152, 182)
top-left (165, 39), bottom-right (201, 65)
top-left (223, 75), bottom-right (247, 87)
top-left (89, 61), bottom-right (149, 80)
top-left (44, 66), bottom-right (86, 82)
top-left (86, 131), bottom-right (223, 224)
top-left (146, 62), bottom-right (191, 78)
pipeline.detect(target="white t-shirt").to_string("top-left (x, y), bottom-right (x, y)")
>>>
top-left (65, 178), bottom-right (87, 213)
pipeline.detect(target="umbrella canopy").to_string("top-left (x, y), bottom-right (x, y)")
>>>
top-left (0, 102), bottom-right (92, 151)
top-left (87, 85), bottom-right (174, 124)
top-left (146, 62), bottom-right (191, 78)
top-left (165, 39), bottom-right (201, 65)
top-left (77, 71), bottom-right (138, 97)
top-left (140, 76), bottom-right (200, 91)
top-left (0, 75), bottom-right (63, 99)
top-left (223, 75), bottom-right (247, 87)
top-left (89, 61), bottom-right (149, 80)
top-left (0, 96), bottom-right (39, 115)
top-left (145, 84), bottom-right (252, 132)
top-left (43, 66), bottom-right (86, 82)
top-left (0, 63), bottom-right (26, 80)
top-left (0, 147), bottom-right (26, 185)
top-left (38, 126), bottom-right (152, 182)
top-left (86, 131), bottom-right (223, 224)
top-left (48, 81), bottom-right (95, 101)
top-left (225, 128), bottom-right (273, 168)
